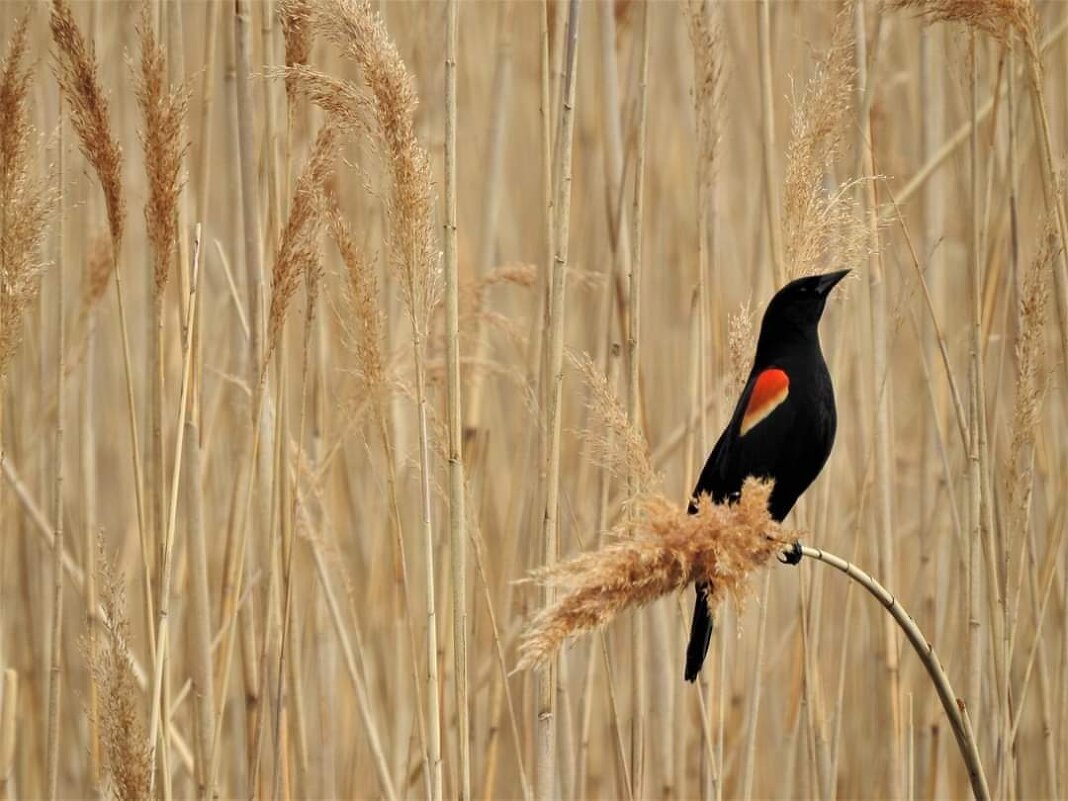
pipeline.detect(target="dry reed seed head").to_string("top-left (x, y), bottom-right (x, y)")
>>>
top-left (0, 14), bottom-right (32, 180)
top-left (887, 0), bottom-right (1035, 45)
top-left (311, 0), bottom-right (442, 335)
top-left (279, 0), bottom-right (314, 109)
top-left (1006, 223), bottom-right (1055, 521)
top-left (83, 230), bottom-right (113, 309)
top-left (727, 301), bottom-right (755, 400)
top-left (134, 0), bottom-right (190, 300)
top-left (1, 14), bottom-right (54, 380)
top-left (781, 0), bottom-right (867, 282)
top-left (330, 206), bottom-right (389, 400)
top-left (568, 350), bottom-right (658, 494)
top-left (51, 0), bottom-right (126, 256)
top-left (687, 0), bottom-right (726, 189)
top-left (516, 478), bottom-right (788, 671)
top-left (270, 64), bottom-right (376, 140)
top-left (462, 262), bottom-right (538, 325)
top-left (85, 536), bottom-right (152, 801)
top-left (265, 124), bottom-right (340, 373)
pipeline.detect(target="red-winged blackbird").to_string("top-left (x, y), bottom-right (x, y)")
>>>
top-left (684, 268), bottom-right (849, 682)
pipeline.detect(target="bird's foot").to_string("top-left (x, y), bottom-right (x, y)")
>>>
top-left (778, 540), bottom-right (803, 565)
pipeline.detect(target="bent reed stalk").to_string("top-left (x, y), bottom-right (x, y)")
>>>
top-left (799, 545), bottom-right (990, 801)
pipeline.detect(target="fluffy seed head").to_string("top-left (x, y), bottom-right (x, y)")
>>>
top-left (1, 14), bottom-right (55, 379)
top-left (782, 1), bottom-right (867, 281)
top-left (134, 0), bottom-right (190, 299)
top-left (331, 206), bottom-right (388, 401)
top-left (51, 0), bottom-right (126, 255)
top-left (264, 124), bottom-right (339, 374)
top-left (516, 478), bottom-right (789, 671)
top-left (887, 0), bottom-right (1035, 45)
top-left (84, 537), bottom-right (152, 801)
top-left (310, 0), bottom-right (441, 335)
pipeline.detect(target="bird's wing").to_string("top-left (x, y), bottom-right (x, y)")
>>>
top-left (691, 367), bottom-right (796, 509)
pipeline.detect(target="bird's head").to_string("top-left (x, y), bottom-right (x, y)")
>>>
top-left (756, 269), bottom-right (850, 352)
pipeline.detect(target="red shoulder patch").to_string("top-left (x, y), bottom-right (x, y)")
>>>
top-left (740, 368), bottom-right (790, 436)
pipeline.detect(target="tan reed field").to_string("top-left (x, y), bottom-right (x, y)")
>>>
top-left (1, 0), bottom-right (1067, 798)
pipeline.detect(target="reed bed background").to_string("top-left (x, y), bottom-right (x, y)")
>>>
top-left (0, 0), bottom-right (1066, 799)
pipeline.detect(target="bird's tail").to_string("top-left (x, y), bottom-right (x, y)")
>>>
top-left (684, 583), bottom-right (713, 682)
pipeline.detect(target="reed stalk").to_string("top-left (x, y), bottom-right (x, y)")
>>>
top-left (146, 227), bottom-right (201, 793)
top-left (443, 1), bottom-right (470, 797)
top-left (756, 0), bottom-right (783, 286)
top-left (799, 545), bottom-right (991, 801)
top-left (627, 5), bottom-right (651, 797)
top-left (854, 3), bottom-right (902, 794)
top-left (45, 92), bottom-right (65, 801)
top-left (0, 670), bottom-right (15, 800)
top-left (537, 2), bottom-right (580, 798)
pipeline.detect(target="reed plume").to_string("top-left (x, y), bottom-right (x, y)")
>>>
top-left (308, 0), bottom-right (441, 331)
top-left (887, 0), bottom-right (1033, 43)
top-left (264, 124), bottom-right (339, 373)
top-left (570, 351), bottom-right (656, 493)
top-left (517, 478), bottom-right (790, 671)
top-left (134, 0), bottom-right (190, 300)
top-left (687, 0), bottom-right (725, 206)
top-left (51, 0), bottom-right (125, 255)
top-left (0, 14), bottom-right (54, 379)
top-left (279, 0), bottom-right (313, 110)
top-left (1006, 224), bottom-right (1054, 532)
top-left (727, 301), bottom-right (755, 400)
top-left (84, 538), bottom-right (152, 801)
top-left (781, 0), bottom-right (866, 281)
top-left (331, 207), bottom-right (388, 400)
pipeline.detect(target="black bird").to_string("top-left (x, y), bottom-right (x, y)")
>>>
top-left (684, 269), bottom-right (849, 682)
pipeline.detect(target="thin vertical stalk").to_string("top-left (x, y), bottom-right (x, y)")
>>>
top-left (443, 1), bottom-right (469, 798)
top-left (147, 227), bottom-right (202, 793)
top-left (465, 2), bottom-right (513, 431)
top-left (0, 670), bottom-right (16, 800)
top-left (538, 2), bottom-right (580, 798)
top-left (233, 7), bottom-right (265, 782)
top-left (741, 572), bottom-right (772, 801)
top-left (965, 31), bottom-right (983, 731)
top-left (234, 0), bottom-right (264, 375)
top-left (196, 1), bottom-right (220, 232)
top-left (854, 3), bottom-right (901, 795)
top-left (627, 5), bottom-right (650, 798)
top-left (756, 0), bottom-right (783, 286)
top-left (411, 334), bottom-right (442, 801)
top-left (186, 416), bottom-right (213, 795)
top-left (45, 101), bottom-right (64, 801)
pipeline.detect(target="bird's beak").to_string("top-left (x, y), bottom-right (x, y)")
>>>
top-left (815, 268), bottom-right (851, 296)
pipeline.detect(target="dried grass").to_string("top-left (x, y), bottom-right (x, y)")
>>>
top-left (727, 301), bottom-right (755, 401)
top-left (887, 0), bottom-right (1035, 45)
top-left (264, 124), bottom-right (339, 372)
top-left (309, 0), bottom-right (441, 333)
top-left (84, 538), bottom-right (152, 801)
top-left (0, 13), bottom-right (54, 379)
top-left (279, 0), bottom-right (313, 109)
top-left (83, 231), bottom-right (112, 310)
top-left (330, 205), bottom-right (387, 400)
top-left (1006, 223), bottom-right (1054, 529)
top-left (687, 0), bottom-right (726, 198)
top-left (270, 64), bottom-right (375, 139)
top-left (781, 1), bottom-right (867, 281)
top-left (516, 478), bottom-right (790, 671)
top-left (134, 0), bottom-right (190, 299)
top-left (51, 0), bottom-right (125, 254)
top-left (569, 351), bottom-right (656, 494)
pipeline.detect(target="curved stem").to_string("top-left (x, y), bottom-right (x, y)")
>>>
top-left (798, 545), bottom-right (990, 801)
